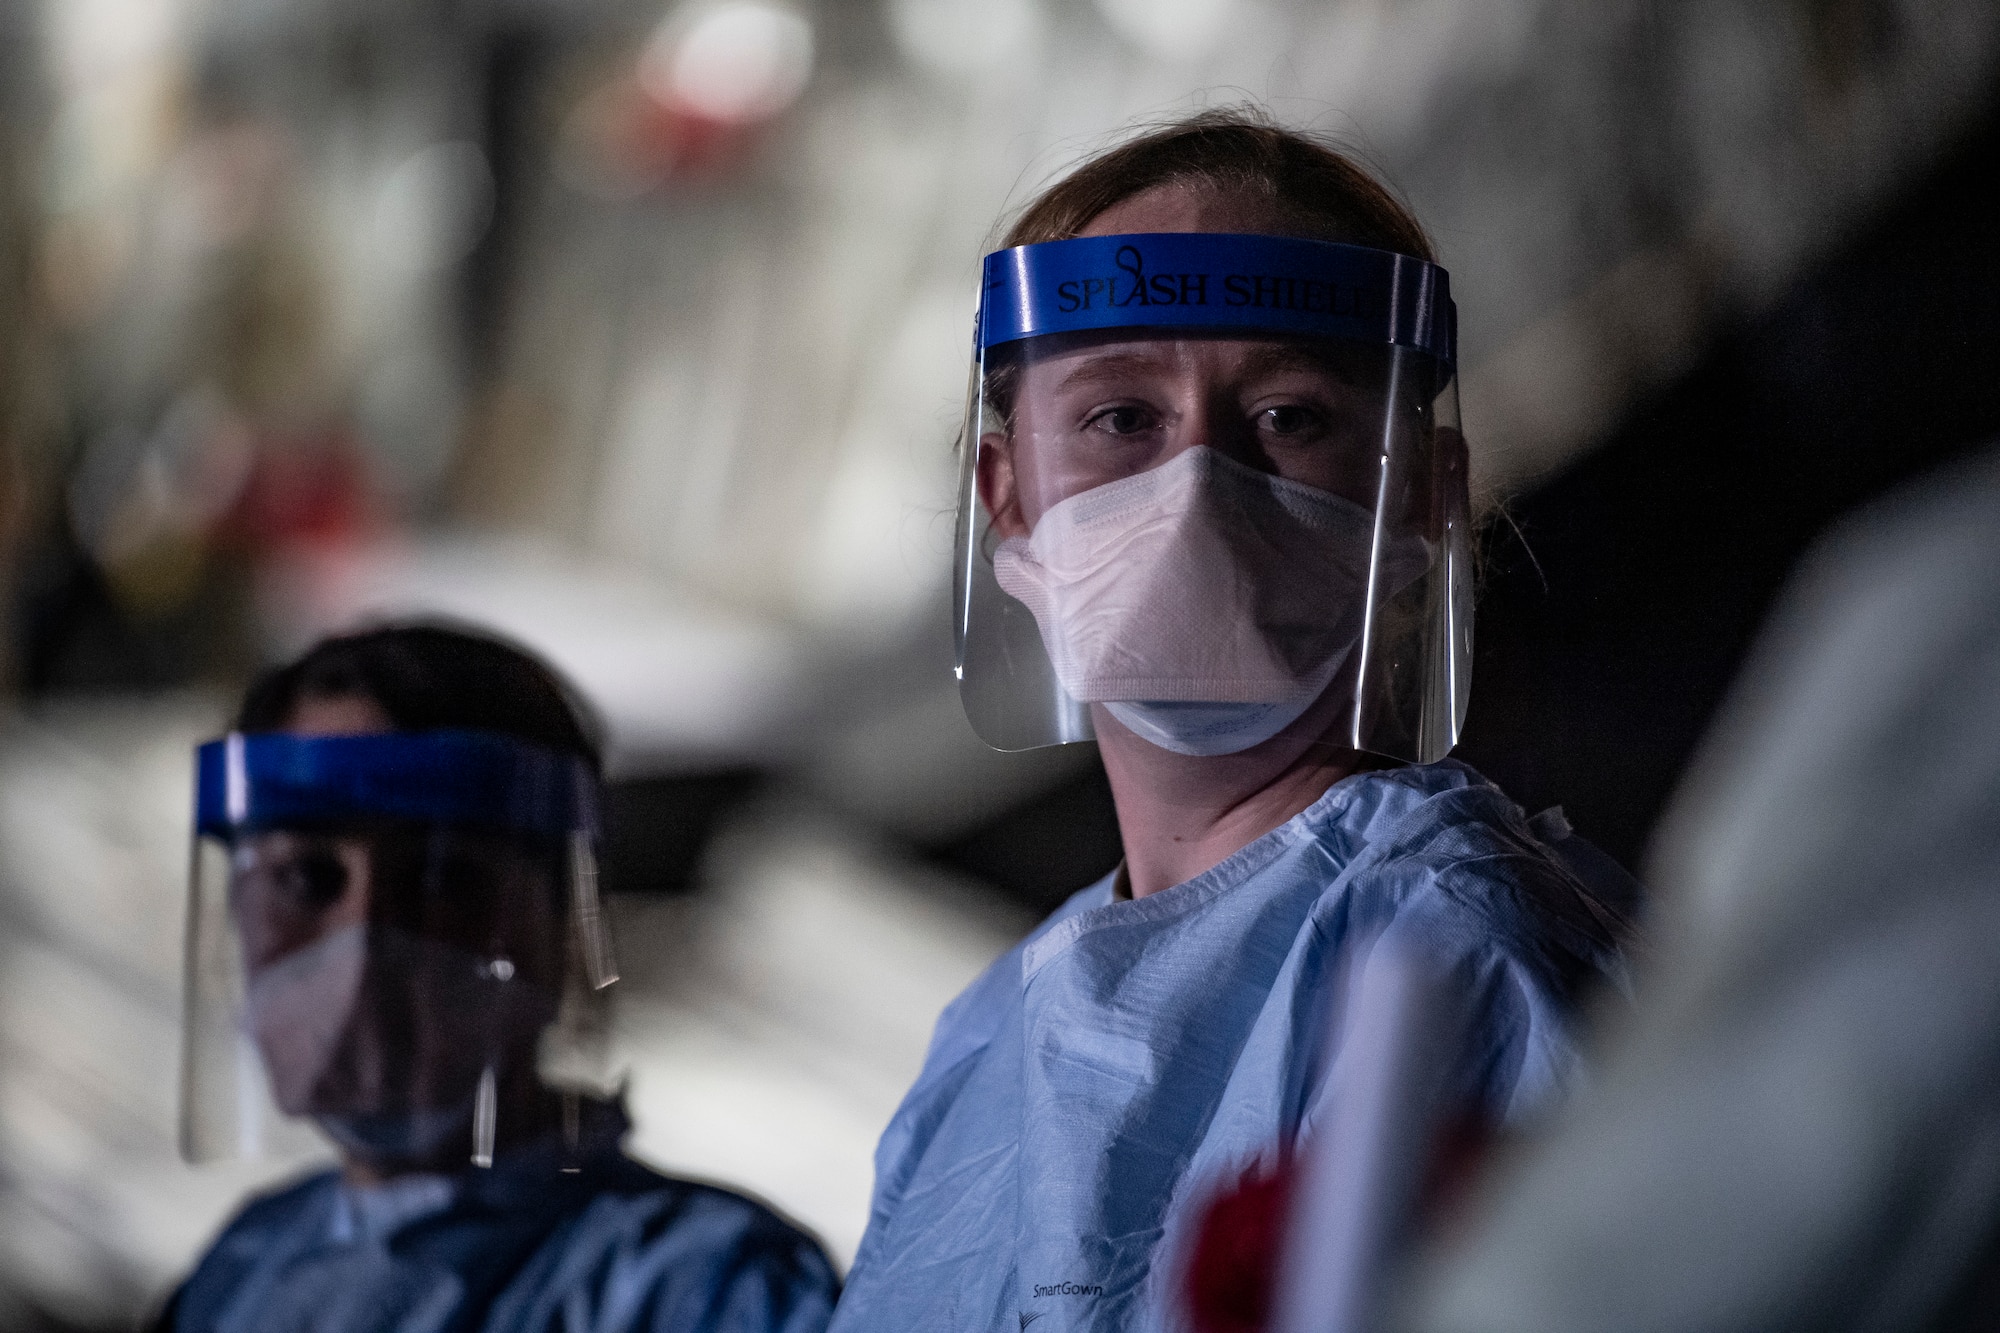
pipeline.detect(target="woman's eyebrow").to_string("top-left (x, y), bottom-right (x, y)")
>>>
top-left (1052, 351), bottom-right (1174, 393)
top-left (1047, 344), bottom-right (1361, 394)
top-left (1237, 344), bottom-right (1356, 382)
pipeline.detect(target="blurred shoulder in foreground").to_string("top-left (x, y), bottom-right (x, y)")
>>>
top-left (1407, 440), bottom-right (2000, 1333)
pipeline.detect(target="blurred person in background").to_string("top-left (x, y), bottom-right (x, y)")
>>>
top-left (1400, 440), bottom-right (2000, 1332)
top-left (160, 625), bottom-right (837, 1333)
top-left (829, 110), bottom-right (1636, 1333)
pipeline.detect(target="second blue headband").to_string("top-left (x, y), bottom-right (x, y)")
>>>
top-left (195, 730), bottom-right (600, 840)
top-left (977, 232), bottom-right (1455, 366)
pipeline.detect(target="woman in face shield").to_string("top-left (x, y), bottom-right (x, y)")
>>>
top-left (161, 625), bottom-right (838, 1333)
top-left (829, 111), bottom-right (1636, 1333)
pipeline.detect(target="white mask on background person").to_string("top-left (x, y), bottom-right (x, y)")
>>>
top-left (243, 920), bottom-right (528, 1156)
top-left (244, 921), bottom-right (370, 1115)
top-left (993, 446), bottom-right (1432, 755)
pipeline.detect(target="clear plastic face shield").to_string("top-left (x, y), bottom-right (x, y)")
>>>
top-left (181, 731), bottom-right (619, 1171)
top-left (953, 233), bottom-right (1470, 761)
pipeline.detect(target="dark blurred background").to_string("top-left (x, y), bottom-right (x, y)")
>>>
top-left (1458, 97), bottom-right (2000, 870)
top-left (0, 0), bottom-right (1995, 1325)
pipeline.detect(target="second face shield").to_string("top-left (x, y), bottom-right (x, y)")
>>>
top-left (181, 730), bottom-right (619, 1170)
top-left (953, 233), bottom-right (1472, 761)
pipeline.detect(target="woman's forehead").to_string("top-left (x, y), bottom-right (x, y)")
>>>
top-left (281, 693), bottom-right (394, 737)
top-left (1020, 333), bottom-right (1379, 387)
top-left (1077, 182), bottom-right (1325, 240)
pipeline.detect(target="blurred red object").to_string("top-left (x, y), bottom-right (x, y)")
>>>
top-left (1185, 1158), bottom-right (1293, 1333)
top-left (612, 84), bottom-right (766, 182)
top-left (217, 430), bottom-right (381, 554)
top-left (1183, 1111), bottom-right (1494, 1333)
top-left (559, 74), bottom-right (773, 196)
top-left (560, 3), bottom-right (813, 196)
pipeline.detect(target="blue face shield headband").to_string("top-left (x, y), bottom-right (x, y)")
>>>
top-left (194, 729), bottom-right (601, 842)
top-left (975, 232), bottom-right (1455, 364)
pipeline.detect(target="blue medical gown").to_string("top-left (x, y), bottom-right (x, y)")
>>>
top-left (829, 760), bottom-right (1630, 1333)
top-left (163, 1102), bottom-right (838, 1333)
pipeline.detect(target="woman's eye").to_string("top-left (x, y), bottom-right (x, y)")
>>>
top-left (1259, 404), bottom-right (1322, 437)
top-left (1086, 405), bottom-right (1155, 436)
top-left (425, 853), bottom-right (498, 898)
top-left (277, 852), bottom-right (348, 909)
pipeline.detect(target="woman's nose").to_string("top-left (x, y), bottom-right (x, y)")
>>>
top-left (1172, 396), bottom-right (1268, 472)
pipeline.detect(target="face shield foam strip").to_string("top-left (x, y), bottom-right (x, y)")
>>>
top-left (194, 730), bottom-right (599, 840)
top-left (976, 233), bottom-right (1455, 365)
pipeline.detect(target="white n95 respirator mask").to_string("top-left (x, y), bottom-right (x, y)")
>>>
top-left (993, 447), bottom-right (1430, 755)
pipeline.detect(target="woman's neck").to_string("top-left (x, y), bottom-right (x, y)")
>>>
top-left (339, 1070), bottom-right (563, 1187)
top-left (1094, 704), bottom-right (1384, 899)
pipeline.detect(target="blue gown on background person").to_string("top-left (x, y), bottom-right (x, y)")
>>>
top-left (829, 760), bottom-right (1631, 1333)
top-left (161, 1101), bottom-right (839, 1333)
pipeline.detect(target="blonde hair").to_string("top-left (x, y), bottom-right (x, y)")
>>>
top-left (1002, 107), bottom-right (1432, 261)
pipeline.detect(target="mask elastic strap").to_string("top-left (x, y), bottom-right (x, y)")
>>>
top-left (569, 831), bottom-right (619, 990)
top-left (471, 1065), bottom-right (497, 1169)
